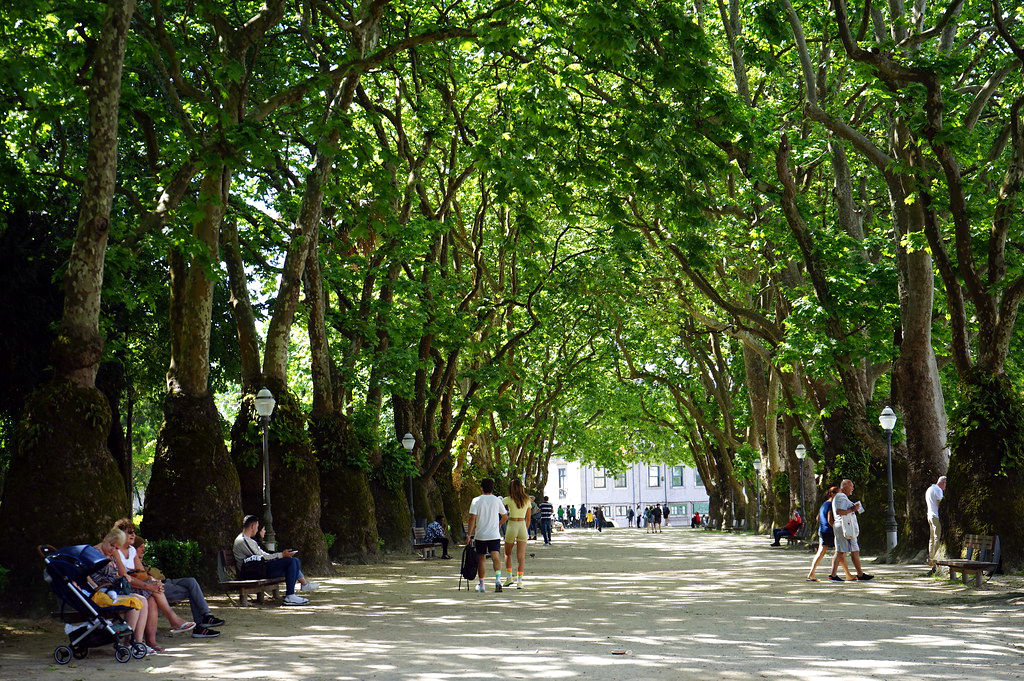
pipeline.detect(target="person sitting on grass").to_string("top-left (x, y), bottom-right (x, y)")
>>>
top-left (133, 535), bottom-right (224, 638)
top-left (770, 511), bottom-right (803, 546)
top-left (233, 515), bottom-right (309, 605)
top-left (424, 515), bottom-right (452, 559)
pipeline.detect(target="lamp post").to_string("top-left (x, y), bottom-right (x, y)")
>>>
top-left (752, 459), bottom-right (762, 533)
top-left (401, 432), bottom-right (416, 528)
top-left (879, 406), bottom-right (898, 552)
top-left (254, 388), bottom-right (277, 551)
top-left (795, 444), bottom-right (807, 539)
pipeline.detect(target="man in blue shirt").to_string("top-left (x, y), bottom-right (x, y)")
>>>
top-left (424, 515), bottom-right (451, 559)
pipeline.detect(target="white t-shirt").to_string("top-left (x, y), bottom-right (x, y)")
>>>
top-left (925, 483), bottom-right (944, 518)
top-left (469, 494), bottom-right (508, 541)
top-left (117, 545), bottom-right (138, 570)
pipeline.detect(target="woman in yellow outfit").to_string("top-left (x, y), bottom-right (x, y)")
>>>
top-left (502, 478), bottom-right (532, 588)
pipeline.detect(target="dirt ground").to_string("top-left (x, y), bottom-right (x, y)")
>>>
top-left (3, 526), bottom-right (1024, 681)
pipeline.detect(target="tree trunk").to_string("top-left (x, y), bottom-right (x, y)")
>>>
top-left (230, 383), bottom-right (330, 573)
top-left (0, 382), bottom-right (128, 612)
top-left (142, 391), bottom-right (241, 584)
top-left (145, 164), bottom-right (244, 581)
top-left (96, 360), bottom-right (131, 502)
top-left (943, 375), bottom-right (1024, 570)
top-left (371, 478), bottom-right (413, 551)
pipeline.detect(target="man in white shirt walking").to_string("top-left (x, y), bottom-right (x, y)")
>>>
top-left (466, 479), bottom-right (508, 593)
top-left (926, 476), bottom-right (947, 569)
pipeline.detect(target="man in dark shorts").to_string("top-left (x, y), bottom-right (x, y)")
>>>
top-left (652, 504), bottom-right (663, 533)
top-left (466, 478), bottom-right (508, 593)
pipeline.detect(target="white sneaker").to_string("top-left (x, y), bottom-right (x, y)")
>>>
top-left (475, 583), bottom-right (485, 592)
top-left (300, 581), bottom-right (320, 592)
top-left (283, 593), bottom-right (309, 605)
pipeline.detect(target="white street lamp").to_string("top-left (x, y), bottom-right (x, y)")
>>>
top-left (752, 459), bottom-right (762, 533)
top-left (879, 406), bottom-right (898, 551)
top-left (401, 432), bottom-right (417, 531)
top-left (794, 444), bottom-right (807, 538)
top-left (255, 388), bottom-right (277, 550)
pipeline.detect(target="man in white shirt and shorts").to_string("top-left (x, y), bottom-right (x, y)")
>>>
top-left (925, 476), bottom-right (947, 568)
top-left (829, 479), bottom-right (874, 581)
top-left (466, 478), bottom-right (508, 593)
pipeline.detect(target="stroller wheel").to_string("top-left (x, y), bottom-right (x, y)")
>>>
top-left (131, 642), bottom-right (148, 659)
top-left (114, 645), bottom-right (132, 663)
top-left (72, 646), bottom-right (88, 659)
top-left (54, 646), bottom-right (73, 665)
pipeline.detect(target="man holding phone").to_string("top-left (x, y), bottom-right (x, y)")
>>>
top-left (233, 514), bottom-right (309, 605)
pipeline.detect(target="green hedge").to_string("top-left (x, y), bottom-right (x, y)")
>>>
top-left (146, 539), bottom-right (201, 579)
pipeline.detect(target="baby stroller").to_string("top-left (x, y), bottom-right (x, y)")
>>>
top-left (39, 544), bottom-right (148, 664)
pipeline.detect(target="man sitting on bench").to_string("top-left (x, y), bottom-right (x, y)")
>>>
top-left (233, 515), bottom-right (309, 606)
top-left (424, 515), bottom-right (452, 559)
top-left (770, 511), bottom-right (803, 546)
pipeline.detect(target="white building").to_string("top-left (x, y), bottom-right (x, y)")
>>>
top-left (543, 458), bottom-right (710, 525)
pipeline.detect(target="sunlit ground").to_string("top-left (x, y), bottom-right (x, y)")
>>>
top-left (3, 527), bottom-right (1023, 680)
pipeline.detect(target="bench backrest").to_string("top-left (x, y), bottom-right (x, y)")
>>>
top-left (217, 549), bottom-right (237, 582)
top-left (413, 527), bottom-right (426, 541)
top-left (963, 534), bottom-right (995, 562)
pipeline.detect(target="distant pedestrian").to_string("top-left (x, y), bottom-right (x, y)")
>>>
top-left (626, 506), bottom-right (635, 527)
top-left (557, 505), bottom-right (565, 525)
top-left (926, 476), bottom-right (947, 569)
top-left (652, 504), bottom-right (663, 533)
top-left (528, 496), bottom-right (540, 540)
top-left (539, 496), bottom-right (555, 544)
top-left (829, 479), bottom-right (873, 581)
top-left (643, 506), bottom-right (653, 533)
top-left (467, 478), bottom-right (509, 592)
top-left (595, 506), bottom-right (605, 532)
top-left (662, 504), bottom-right (670, 527)
top-left (637, 504), bottom-right (644, 529)
top-left (586, 509), bottom-right (595, 529)
top-left (579, 504), bottom-right (587, 529)
top-left (568, 505), bottom-right (577, 528)
top-left (806, 486), bottom-right (852, 581)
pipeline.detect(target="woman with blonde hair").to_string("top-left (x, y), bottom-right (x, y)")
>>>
top-left (502, 478), bottom-right (532, 589)
top-left (91, 528), bottom-right (150, 650)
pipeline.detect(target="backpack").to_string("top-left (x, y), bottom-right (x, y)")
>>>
top-left (458, 542), bottom-right (478, 590)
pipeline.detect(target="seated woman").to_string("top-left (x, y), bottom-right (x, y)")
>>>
top-left (91, 528), bottom-right (149, 649)
top-left (770, 511), bottom-right (803, 546)
top-left (112, 519), bottom-right (194, 650)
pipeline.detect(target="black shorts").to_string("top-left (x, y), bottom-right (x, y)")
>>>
top-left (819, 531), bottom-right (835, 548)
top-left (474, 539), bottom-right (501, 555)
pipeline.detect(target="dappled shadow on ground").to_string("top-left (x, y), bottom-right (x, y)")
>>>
top-left (3, 528), bottom-right (1023, 680)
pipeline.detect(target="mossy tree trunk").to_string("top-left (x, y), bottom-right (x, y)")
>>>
top-left (231, 385), bottom-right (329, 573)
top-left (371, 479), bottom-right (412, 551)
top-left (0, 0), bottom-right (135, 611)
top-left (0, 382), bottom-right (128, 612)
top-left (311, 412), bottom-right (380, 562)
top-left (943, 376), bottom-right (1024, 570)
top-left (143, 392), bottom-right (242, 584)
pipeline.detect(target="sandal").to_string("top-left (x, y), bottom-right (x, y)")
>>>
top-left (170, 621), bottom-right (196, 634)
top-left (147, 644), bottom-right (165, 653)
top-left (806, 577), bottom-right (818, 582)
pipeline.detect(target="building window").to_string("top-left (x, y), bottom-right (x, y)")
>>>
top-left (648, 465), bottom-right (661, 487)
top-left (593, 469), bottom-right (606, 488)
top-left (615, 505), bottom-right (629, 517)
top-left (695, 471), bottom-right (704, 487)
top-left (670, 503), bottom-right (686, 517)
top-left (693, 502), bottom-right (710, 514)
top-left (614, 472), bottom-right (628, 488)
top-left (671, 465), bottom-right (685, 487)
top-left (558, 467), bottom-right (567, 490)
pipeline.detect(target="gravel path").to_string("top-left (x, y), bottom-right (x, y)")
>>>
top-left (3, 527), bottom-right (1023, 680)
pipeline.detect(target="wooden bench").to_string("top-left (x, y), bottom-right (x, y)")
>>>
top-left (412, 527), bottom-right (442, 559)
top-left (934, 534), bottom-right (1000, 587)
top-left (216, 549), bottom-right (284, 606)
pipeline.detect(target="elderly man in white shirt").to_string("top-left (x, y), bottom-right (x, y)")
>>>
top-left (926, 476), bottom-right (947, 568)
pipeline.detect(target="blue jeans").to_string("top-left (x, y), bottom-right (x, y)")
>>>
top-left (541, 519), bottom-right (553, 543)
top-left (263, 557), bottom-right (302, 595)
